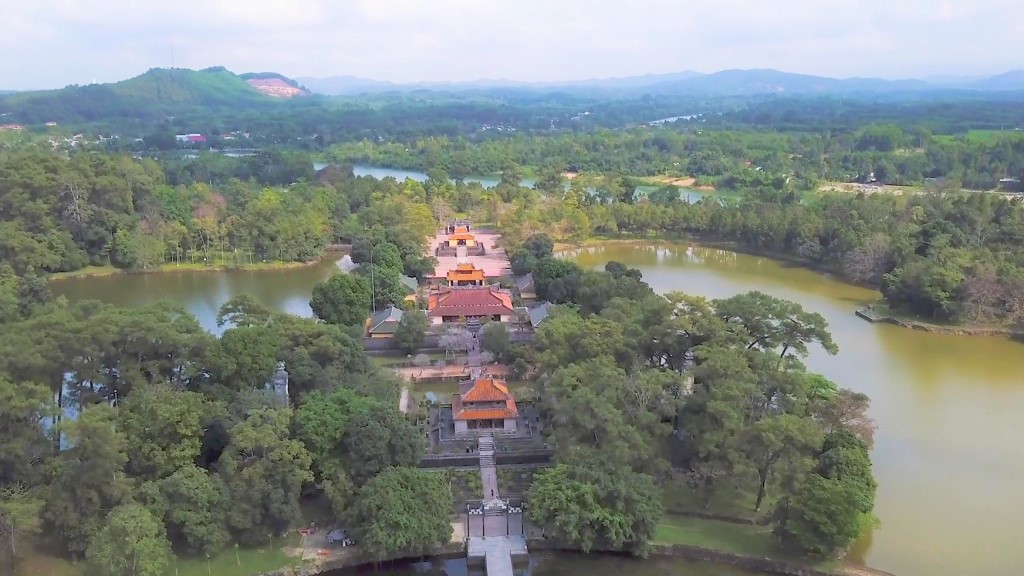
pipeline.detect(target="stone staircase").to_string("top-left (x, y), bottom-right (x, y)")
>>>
top-left (478, 434), bottom-right (496, 468)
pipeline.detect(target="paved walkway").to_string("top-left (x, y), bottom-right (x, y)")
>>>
top-left (465, 432), bottom-right (528, 575)
top-left (398, 386), bottom-right (410, 413)
top-left (394, 364), bottom-right (509, 380)
top-left (479, 434), bottom-right (499, 502)
top-left (467, 535), bottom-right (527, 576)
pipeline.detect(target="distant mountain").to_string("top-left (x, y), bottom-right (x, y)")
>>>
top-left (642, 69), bottom-right (933, 96)
top-left (297, 68), bottom-right (1024, 97)
top-left (296, 75), bottom-right (401, 95)
top-left (966, 70), bottom-right (1024, 91)
top-left (0, 67), bottom-right (298, 124)
top-left (298, 71), bottom-right (706, 95)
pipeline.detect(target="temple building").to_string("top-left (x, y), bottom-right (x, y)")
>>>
top-left (446, 262), bottom-right (488, 287)
top-left (452, 378), bottom-right (518, 436)
top-left (437, 224), bottom-right (485, 256)
top-left (427, 285), bottom-right (515, 325)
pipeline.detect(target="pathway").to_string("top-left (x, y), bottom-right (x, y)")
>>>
top-left (466, 432), bottom-right (528, 575)
top-left (398, 386), bottom-right (410, 413)
top-left (467, 535), bottom-right (528, 576)
top-left (479, 433), bottom-right (499, 502)
top-left (467, 336), bottom-right (484, 380)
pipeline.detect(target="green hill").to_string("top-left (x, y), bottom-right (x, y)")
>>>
top-left (0, 67), bottom-right (281, 124)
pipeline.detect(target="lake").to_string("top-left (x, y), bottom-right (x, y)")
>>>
top-left (337, 165), bottom-right (711, 203)
top-left (50, 257), bottom-right (345, 334)
top-left (49, 243), bottom-right (1024, 576)
top-left (324, 550), bottom-right (760, 576)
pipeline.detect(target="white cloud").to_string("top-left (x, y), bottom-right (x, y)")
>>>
top-left (1, 0), bottom-right (1021, 89)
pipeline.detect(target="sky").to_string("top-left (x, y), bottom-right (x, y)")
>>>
top-left (3, 0), bottom-right (1022, 90)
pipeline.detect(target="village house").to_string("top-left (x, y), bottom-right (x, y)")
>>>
top-left (528, 302), bottom-right (553, 329)
top-left (514, 273), bottom-right (536, 300)
top-left (452, 378), bottom-right (518, 436)
top-left (366, 305), bottom-right (405, 338)
top-left (427, 285), bottom-right (515, 325)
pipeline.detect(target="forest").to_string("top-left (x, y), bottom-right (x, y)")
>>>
top-left (0, 151), bottom-right (435, 278)
top-left (325, 123), bottom-right (1024, 191)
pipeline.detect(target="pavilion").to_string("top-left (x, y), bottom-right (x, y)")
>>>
top-left (437, 225), bottom-right (486, 256)
top-left (446, 262), bottom-right (488, 287)
top-left (452, 378), bottom-right (519, 436)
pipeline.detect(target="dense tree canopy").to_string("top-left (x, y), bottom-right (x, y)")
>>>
top-left (345, 467), bottom-right (452, 561)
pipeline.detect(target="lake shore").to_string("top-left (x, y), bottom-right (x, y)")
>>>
top-left (47, 251), bottom-right (343, 282)
top-left (557, 234), bottom-right (1023, 338)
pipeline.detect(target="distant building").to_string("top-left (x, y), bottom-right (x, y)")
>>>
top-left (175, 133), bottom-right (206, 144)
top-left (366, 305), bottom-right (404, 338)
top-left (998, 177), bottom-right (1022, 191)
top-left (514, 273), bottom-right (536, 300)
top-left (427, 285), bottom-right (515, 325)
top-left (452, 378), bottom-right (518, 436)
top-left (528, 302), bottom-right (553, 329)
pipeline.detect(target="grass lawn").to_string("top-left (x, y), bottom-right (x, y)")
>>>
top-left (18, 534), bottom-right (303, 576)
top-left (165, 533), bottom-right (302, 576)
top-left (660, 478), bottom-right (769, 522)
top-left (16, 552), bottom-right (85, 576)
top-left (655, 514), bottom-right (837, 570)
top-left (47, 264), bottom-right (121, 280)
top-left (47, 258), bottom-right (321, 281)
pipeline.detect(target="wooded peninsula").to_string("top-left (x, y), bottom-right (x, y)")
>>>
top-left (2, 75), bottom-right (1023, 576)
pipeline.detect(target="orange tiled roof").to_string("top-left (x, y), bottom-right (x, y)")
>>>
top-left (453, 395), bottom-right (519, 421)
top-left (462, 379), bottom-right (510, 402)
top-left (447, 264), bottom-right (487, 281)
top-left (448, 227), bottom-right (475, 241)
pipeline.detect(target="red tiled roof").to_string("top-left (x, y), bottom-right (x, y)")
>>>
top-left (462, 379), bottom-right (510, 402)
top-left (427, 286), bottom-right (513, 317)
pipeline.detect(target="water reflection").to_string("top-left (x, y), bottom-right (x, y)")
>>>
top-left (327, 552), bottom-right (760, 576)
